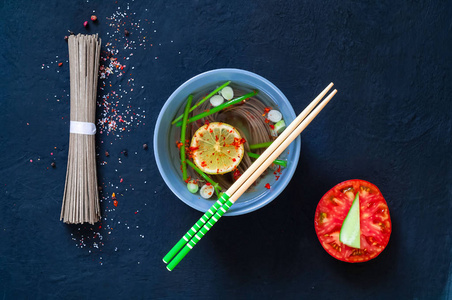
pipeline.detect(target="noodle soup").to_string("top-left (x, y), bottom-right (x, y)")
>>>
top-left (154, 69), bottom-right (300, 215)
top-left (169, 82), bottom-right (288, 200)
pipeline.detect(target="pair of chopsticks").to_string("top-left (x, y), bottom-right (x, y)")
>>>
top-left (163, 83), bottom-right (337, 271)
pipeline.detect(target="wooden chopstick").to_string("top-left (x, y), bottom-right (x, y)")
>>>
top-left (164, 84), bottom-right (337, 271)
top-left (163, 83), bottom-right (334, 264)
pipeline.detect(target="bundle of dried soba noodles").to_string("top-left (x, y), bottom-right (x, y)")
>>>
top-left (61, 34), bottom-right (102, 224)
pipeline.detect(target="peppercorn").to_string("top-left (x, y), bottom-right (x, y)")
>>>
top-left (143, 143), bottom-right (148, 150)
top-left (98, 185), bottom-right (103, 191)
top-left (124, 29), bottom-right (130, 36)
top-left (91, 15), bottom-right (97, 22)
top-left (51, 162), bottom-right (56, 168)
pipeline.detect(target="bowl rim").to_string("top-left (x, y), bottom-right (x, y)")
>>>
top-left (153, 68), bottom-right (301, 216)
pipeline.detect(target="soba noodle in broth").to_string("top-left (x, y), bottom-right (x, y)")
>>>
top-left (184, 88), bottom-right (275, 191)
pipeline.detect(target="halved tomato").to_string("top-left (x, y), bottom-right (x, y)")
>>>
top-left (314, 179), bottom-right (391, 263)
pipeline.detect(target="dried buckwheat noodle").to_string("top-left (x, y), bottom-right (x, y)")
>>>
top-left (61, 34), bottom-right (101, 224)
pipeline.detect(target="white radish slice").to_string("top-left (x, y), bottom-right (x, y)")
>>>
top-left (220, 86), bottom-right (234, 100)
top-left (210, 95), bottom-right (224, 107)
top-left (200, 184), bottom-right (215, 199)
top-left (267, 110), bottom-right (282, 123)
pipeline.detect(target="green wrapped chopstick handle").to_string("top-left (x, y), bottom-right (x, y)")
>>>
top-left (162, 193), bottom-right (230, 264)
top-left (167, 195), bottom-right (234, 271)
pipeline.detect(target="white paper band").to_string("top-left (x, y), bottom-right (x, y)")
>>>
top-left (70, 121), bottom-right (96, 135)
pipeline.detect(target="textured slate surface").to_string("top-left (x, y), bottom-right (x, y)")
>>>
top-left (1, 0), bottom-right (451, 299)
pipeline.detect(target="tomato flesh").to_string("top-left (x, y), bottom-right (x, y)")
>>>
top-left (314, 179), bottom-right (391, 263)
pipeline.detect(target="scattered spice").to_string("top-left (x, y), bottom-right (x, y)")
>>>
top-left (112, 192), bottom-right (117, 206)
top-left (98, 186), bottom-right (103, 191)
top-left (265, 183), bottom-right (271, 189)
top-left (124, 29), bottom-right (130, 36)
top-left (143, 143), bottom-right (148, 150)
top-left (105, 151), bottom-right (110, 157)
top-left (91, 15), bottom-right (97, 22)
top-left (84, 21), bottom-right (89, 28)
top-left (51, 162), bottom-right (56, 168)
top-left (58, 62), bottom-right (63, 67)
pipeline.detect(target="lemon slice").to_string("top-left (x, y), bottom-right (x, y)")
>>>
top-left (190, 122), bottom-right (245, 175)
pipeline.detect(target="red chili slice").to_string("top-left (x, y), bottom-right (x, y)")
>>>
top-left (314, 179), bottom-right (391, 263)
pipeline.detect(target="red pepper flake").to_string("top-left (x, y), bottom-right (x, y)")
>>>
top-left (84, 21), bottom-right (89, 28)
top-left (231, 137), bottom-right (246, 148)
top-left (176, 142), bottom-right (184, 149)
top-left (232, 158), bottom-right (236, 162)
top-left (264, 118), bottom-right (270, 123)
top-left (205, 182), bottom-right (211, 186)
top-left (91, 15), bottom-right (97, 22)
top-left (204, 119), bottom-right (210, 126)
top-left (189, 146), bottom-right (199, 151)
top-left (113, 200), bottom-right (118, 207)
top-left (120, 178), bottom-right (123, 183)
top-left (58, 62), bottom-right (63, 67)
top-left (269, 124), bottom-right (275, 130)
top-left (265, 183), bottom-right (271, 189)
top-left (233, 169), bottom-right (241, 181)
top-left (201, 161), bottom-right (207, 167)
top-left (277, 165), bottom-right (282, 173)
top-left (262, 107), bottom-right (271, 116)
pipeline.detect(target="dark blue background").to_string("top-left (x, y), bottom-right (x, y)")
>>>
top-left (1, 0), bottom-right (451, 299)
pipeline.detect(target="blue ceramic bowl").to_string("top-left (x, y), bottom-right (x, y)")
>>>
top-left (154, 69), bottom-right (300, 216)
